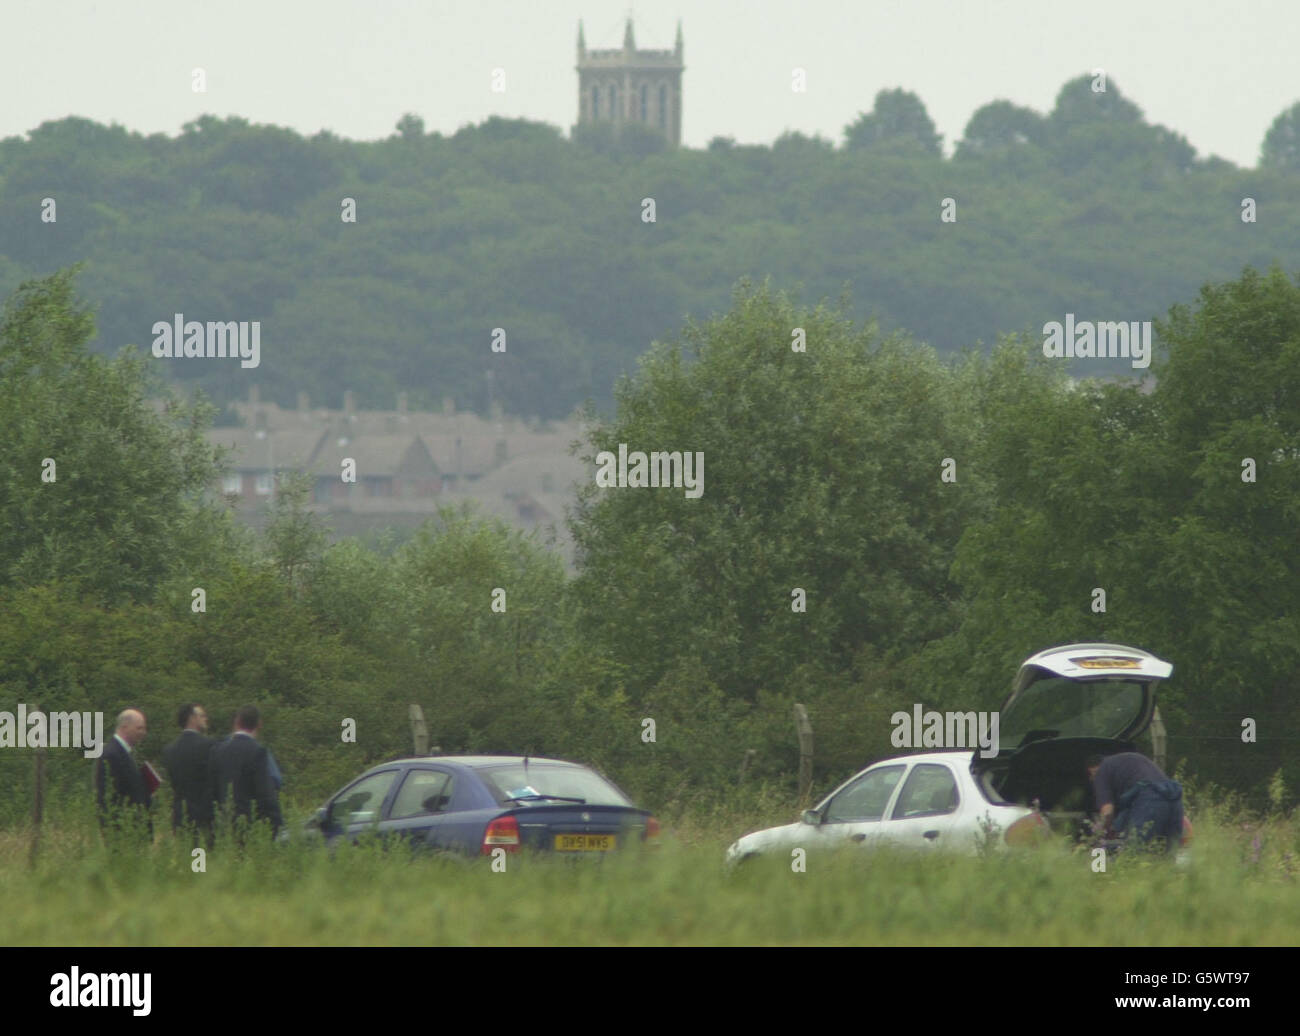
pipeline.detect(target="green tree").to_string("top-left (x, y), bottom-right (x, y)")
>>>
top-left (1142, 266), bottom-right (1300, 792)
top-left (569, 280), bottom-right (984, 707)
top-left (957, 100), bottom-right (1047, 156)
top-left (2, 105), bottom-right (1297, 435)
top-left (926, 268), bottom-right (1300, 800)
top-left (844, 89), bottom-right (943, 155)
top-left (264, 470), bottom-right (328, 597)
top-left (1049, 74), bottom-right (1145, 134)
top-left (0, 267), bottom-right (227, 604)
top-left (571, 119), bottom-right (666, 160)
top-left (395, 113), bottom-right (425, 142)
top-left (612, 121), bottom-right (670, 159)
top-left (916, 340), bottom-right (1150, 709)
top-left (1260, 101), bottom-right (1300, 169)
top-left (382, 504), bottom-right (571, 751)
top-left (0, 582), bottom-right (208, 823)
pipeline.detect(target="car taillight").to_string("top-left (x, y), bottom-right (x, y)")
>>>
top-left (1180, 816), bottom-right (1193, 847)
top-left (645, 816), bottom-right (660, 843)
top-left (482, 816), bottom-right (520, 853)
top-left (1005, 812), bottom-right (1051, 847)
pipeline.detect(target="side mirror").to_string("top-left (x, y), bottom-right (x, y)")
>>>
top-left (307, 806), bottom-right (327, 829)
top-left (801, 809), bottom-right (822, 826)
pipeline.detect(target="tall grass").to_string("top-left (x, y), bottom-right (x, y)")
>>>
top-left (2, 794), bottom-right (1296, 946)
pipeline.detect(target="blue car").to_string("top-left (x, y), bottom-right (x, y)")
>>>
top-left (306, 755), bottom-right (659, 856)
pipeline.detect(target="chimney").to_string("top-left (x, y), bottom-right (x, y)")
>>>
top-left (443, 396), bottom-right (455, 417)
top-left (397, 391), bottom-right (408, 415)
top-left (343, 389), bottom-right (356, 421)
top-left (490, 399), bottom-right (503, 422)
top-left (297, 391), bottom-right (309, 414)
top-left (249, 385), bottom-right (260, 405)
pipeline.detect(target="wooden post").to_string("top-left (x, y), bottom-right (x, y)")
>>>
top-left (1150, 705), bottom-right (1167, 772)
top-left (793, 704), bottom-right (814, 808)
top-left (30, 700), bottom-right (45, 866)
top-left (409, 704), bottom-right (429, 756)
top-left (738, 748), bottom-right (757, 783)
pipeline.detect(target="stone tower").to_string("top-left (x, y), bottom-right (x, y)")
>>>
top-left (576, 18), bottom-right (684, 147)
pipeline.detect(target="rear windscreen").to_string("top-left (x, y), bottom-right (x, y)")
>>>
top-left (478, 765), bottom-right (632, 807)
top-left (1001, 675), bottom-right (1146, 746)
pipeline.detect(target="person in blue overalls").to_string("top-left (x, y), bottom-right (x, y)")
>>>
top-left (1086, 752), bottom-right (1184, 853)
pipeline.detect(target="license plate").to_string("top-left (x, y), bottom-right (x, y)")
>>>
top-left (554, 834), bottom-right (615, 851)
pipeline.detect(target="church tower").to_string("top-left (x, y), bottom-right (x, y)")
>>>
top-left (576, 18), bottom-right (684, 147)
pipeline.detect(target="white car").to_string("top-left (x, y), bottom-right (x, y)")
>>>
top-left (726, 642), bottom-right (1189, 863)
top-left (725, 749), bottom-right (1037, 863)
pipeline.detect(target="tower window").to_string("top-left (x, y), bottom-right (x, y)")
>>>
top-left (640, 84), bottom-right (648, 121)
top-left (659, 84), bottom-right (668, 129)
top-left (592, 84), bottom-right (599, 118)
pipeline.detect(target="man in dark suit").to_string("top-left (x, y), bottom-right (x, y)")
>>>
top-left (95, 708), bottom-right (153, 837)
top-left (211, 704), bottom-right (283, 842)
top-left (162, 702), bottom-right (216, 847)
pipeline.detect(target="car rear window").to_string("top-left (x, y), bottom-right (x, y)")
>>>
top-left (477, 764), bottom-right (631, 807)
top-left (1001, 675), bottom-right (1146, 745)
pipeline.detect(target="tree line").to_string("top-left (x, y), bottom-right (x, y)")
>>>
top-left (1, 263), bottom-right (1295, 824)
top-left (0, 76), bottom-right (1298, 420)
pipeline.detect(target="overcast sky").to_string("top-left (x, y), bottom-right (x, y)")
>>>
top-left (5, 0), bottom-right (1296, 166)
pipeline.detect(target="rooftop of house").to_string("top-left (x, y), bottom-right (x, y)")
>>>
top-left (208, 426), bottom-right (327, 470)
top-left (208, 391), bottom-right (588, 480)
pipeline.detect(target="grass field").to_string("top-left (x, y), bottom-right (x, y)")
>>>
top-left (2, 796), bottom-right (1297, 946)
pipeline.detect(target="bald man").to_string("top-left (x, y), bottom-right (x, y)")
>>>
top-left (95, 708), bottom-right (153, 833)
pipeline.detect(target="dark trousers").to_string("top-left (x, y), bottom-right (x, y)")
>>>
top-left (1115, 779), bottom-right (1183, 851)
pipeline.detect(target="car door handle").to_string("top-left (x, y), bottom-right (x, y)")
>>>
top-left (849, 833), bottom-right (867, 842)
top-left (923, 830), bottom-right (940, 840)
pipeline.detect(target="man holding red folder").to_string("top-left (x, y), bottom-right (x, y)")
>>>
top-left (95, 708), bottom-right (155, 838)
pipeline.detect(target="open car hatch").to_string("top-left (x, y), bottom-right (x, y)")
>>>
top-left (972, 643), bottom-right (1174, 821)
top-left (1000, 643), bottom-right (1173, 748)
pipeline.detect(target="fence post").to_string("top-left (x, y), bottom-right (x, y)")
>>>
top-left (793, 704), bottom-right (814, 808)
top-left (31, 700), bottom-right (45, 866)
top-left (1150, 704), bottom-right (1167, 772)
top-left (409, 704), bottom-right (429, 756)
top-left (738, 748), bottom-right (757, 783)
